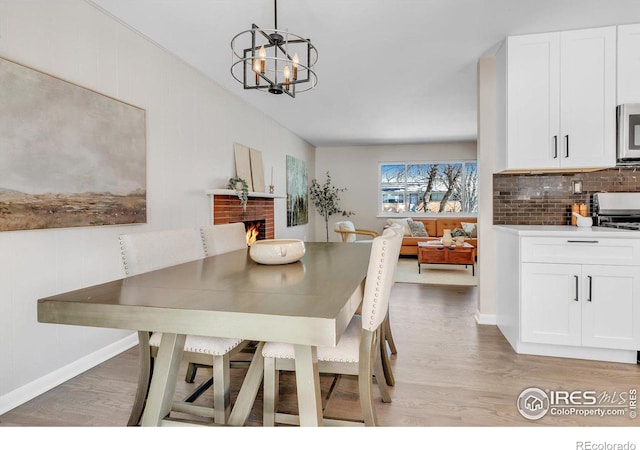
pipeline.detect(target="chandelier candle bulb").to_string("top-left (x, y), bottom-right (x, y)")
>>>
top-left (259, 45), bottom-right (266, 73)
top-left (253, 58), bottom-right (260, 84)
top-left (293, 53), bottom-right (299, 79)
top-left (284, 66), bottom-right (291, 89)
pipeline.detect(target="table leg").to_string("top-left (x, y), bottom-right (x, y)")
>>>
top-left (293, 345), bottom-right (323, 426)
top-left (127, 331), bottom-right (152, 426)
top-left (227, 342), bottom-right (265, 426)
top-left (140, 333), bottom-right (185, 426)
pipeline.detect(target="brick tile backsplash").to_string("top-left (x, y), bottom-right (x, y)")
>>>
top-left (493, 167), bottom-right (640, 225)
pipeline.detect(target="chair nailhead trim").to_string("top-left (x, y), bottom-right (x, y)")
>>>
top-left (119, 236), bottom-right (131, 275)
top-left (368, 239), bottom-right (388, 328)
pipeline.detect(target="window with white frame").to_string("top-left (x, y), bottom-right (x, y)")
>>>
top-left (380, 161), bottom-right (478, 215)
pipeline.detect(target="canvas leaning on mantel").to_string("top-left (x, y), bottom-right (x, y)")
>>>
top-left (233, 143), bottom-right (254, 191)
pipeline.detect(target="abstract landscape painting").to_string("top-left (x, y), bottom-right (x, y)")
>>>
top-left (0, 56), bottom-right (146, 231)
top-left (286, 155), bottom-right (308, 227)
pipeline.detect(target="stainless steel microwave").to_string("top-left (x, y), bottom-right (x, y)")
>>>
top-left (617, 104), bottom-right (640, 163)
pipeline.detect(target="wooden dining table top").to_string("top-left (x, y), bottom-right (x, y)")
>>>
top-left (37, 241), bottom-right (372, 347)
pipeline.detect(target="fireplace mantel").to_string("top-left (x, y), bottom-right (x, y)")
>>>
top-left (205, 189), bottom-right (285, 199)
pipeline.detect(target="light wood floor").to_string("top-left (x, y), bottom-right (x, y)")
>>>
top-left (1, 282), bottom-right (639, 428)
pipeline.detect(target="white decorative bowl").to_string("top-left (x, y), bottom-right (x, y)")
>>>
top-left (249, 239), bottom-right (306, 265)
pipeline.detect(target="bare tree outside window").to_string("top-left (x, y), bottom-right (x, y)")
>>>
top-left (462, 162), bottom-right (478, 213)
top-left (380, 161), bottom-right (477, 215)
top-left (407, 164), bottom-right (439, 212)
top-left (438, 164), bottom-right (462, 213)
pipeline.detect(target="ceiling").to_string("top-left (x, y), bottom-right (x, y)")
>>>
top-left (88, 0), bottom-right (640, 147)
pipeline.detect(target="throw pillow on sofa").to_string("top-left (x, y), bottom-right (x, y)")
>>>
top-left (387, 218), bottom-right (413, 236)
top-left (461, 221), bottom-right (477, 238)
top-left (409, 220), bottom-right (429, 237)
top-left (451, 227), bottom-right (470, 238)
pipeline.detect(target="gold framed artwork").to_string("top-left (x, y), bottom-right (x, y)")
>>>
top-left (0, 56), bottom-right (146, 231)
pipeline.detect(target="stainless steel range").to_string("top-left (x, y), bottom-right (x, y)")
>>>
top-left (593, 192), bottom-right (640, 230)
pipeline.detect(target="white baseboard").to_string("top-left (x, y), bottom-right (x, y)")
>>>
top-left (515, 341), bottom-right (638, 364)
top-left (0, 333), bottom-right (138, 416)
top-left (475, 310), bottom-right (497, 325)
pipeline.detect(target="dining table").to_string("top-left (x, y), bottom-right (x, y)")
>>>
top-left (37, 241), bottom-right (372, 426)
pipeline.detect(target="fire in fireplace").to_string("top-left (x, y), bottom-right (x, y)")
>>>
top-left (244, 220), bottom-right (265, 246)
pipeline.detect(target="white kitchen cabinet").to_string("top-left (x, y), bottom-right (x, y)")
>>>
top-left (618, 23), bottom-right (640, 104)
top-left (497, 26), bottom-right (616, 172)
top-left (581, 265), bottom-right (640, 350)
top-left (521, 263), bottom-right (581, 346)
top-left (495, 226), bottom-right (640, 364)
top-left (521, 263), bottom-right (640, 351)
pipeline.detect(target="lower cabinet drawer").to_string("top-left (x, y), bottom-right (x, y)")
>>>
top-left (521, 237), bottom-right (640, 265)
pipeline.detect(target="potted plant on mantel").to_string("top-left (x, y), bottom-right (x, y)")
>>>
top-left (309, 171), bottom-right (353, 242)
top-left (227, 176), bottom-right (249, 212)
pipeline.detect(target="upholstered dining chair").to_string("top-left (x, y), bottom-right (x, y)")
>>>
top-left (377, 224), bottom-right (402, 387)
top-left (334, 220), bottom-right (379, 243)
top-left (261, 226), bottom-right (403, 426)
top-left (200, 222), bottom-right (247, 257)
top-left (334, 221), bottom-right (400, 387)
top-left (190, 222), bottom-right (253, 383)
top-left (119, 227), bottom-right (249, 426)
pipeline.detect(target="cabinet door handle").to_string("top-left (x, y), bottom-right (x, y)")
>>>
top-left (564, 135), bottom-right (569, 158)
top-left (553, 135), bottom-right (558, 158)
top-left (587, 275), bottom-right (592, 302)
top-left (574, 275), bottom-right (579, 302)
top-left (566, 240), bottom-right (599, 244)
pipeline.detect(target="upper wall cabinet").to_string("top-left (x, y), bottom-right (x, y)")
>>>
top-left (618, 23), bottom-right (640, 104)
top-left (496, 26), bottom-right (616, 172)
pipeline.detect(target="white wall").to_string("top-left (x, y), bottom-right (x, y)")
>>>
top-left (314, 142), bottom-right (477, 242)
top-left (476, 56), bottom-right (498, 323)
top-left (0, 0), bottom-right (315, 414)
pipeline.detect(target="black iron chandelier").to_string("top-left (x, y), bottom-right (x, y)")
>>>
top-left (230, 0), bottom-right (318, 98)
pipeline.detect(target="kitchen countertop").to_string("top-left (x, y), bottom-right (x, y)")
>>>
top-left (494, 224), bottom-right (640, 237)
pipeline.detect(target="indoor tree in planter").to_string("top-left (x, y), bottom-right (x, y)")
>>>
top-left (309, 171), bottom-right (353, 242)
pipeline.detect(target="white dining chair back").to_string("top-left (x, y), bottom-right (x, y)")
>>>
top-left (262, 226), bottom-right (403, 426)
top-left (376, 223), bottom-right (403, 386)
top-left (119, 227), bottom-right (205, 276)
top-left (362, 227), bottom-right (402, 332)
top-left (118, 227), bottom-right (247, 426)
top-left (200, 222), bottom-right (247, 257)
top-left (334, 220), bottom-right (379, 243)
top-left (335, 220), bottom-right (357, 242)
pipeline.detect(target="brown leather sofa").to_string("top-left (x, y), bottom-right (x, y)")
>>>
top-left (393, 217), bottom-right (478, 256)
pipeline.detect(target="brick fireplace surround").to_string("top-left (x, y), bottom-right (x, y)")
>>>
top-left (211, 194), bottom-right (275, 240)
